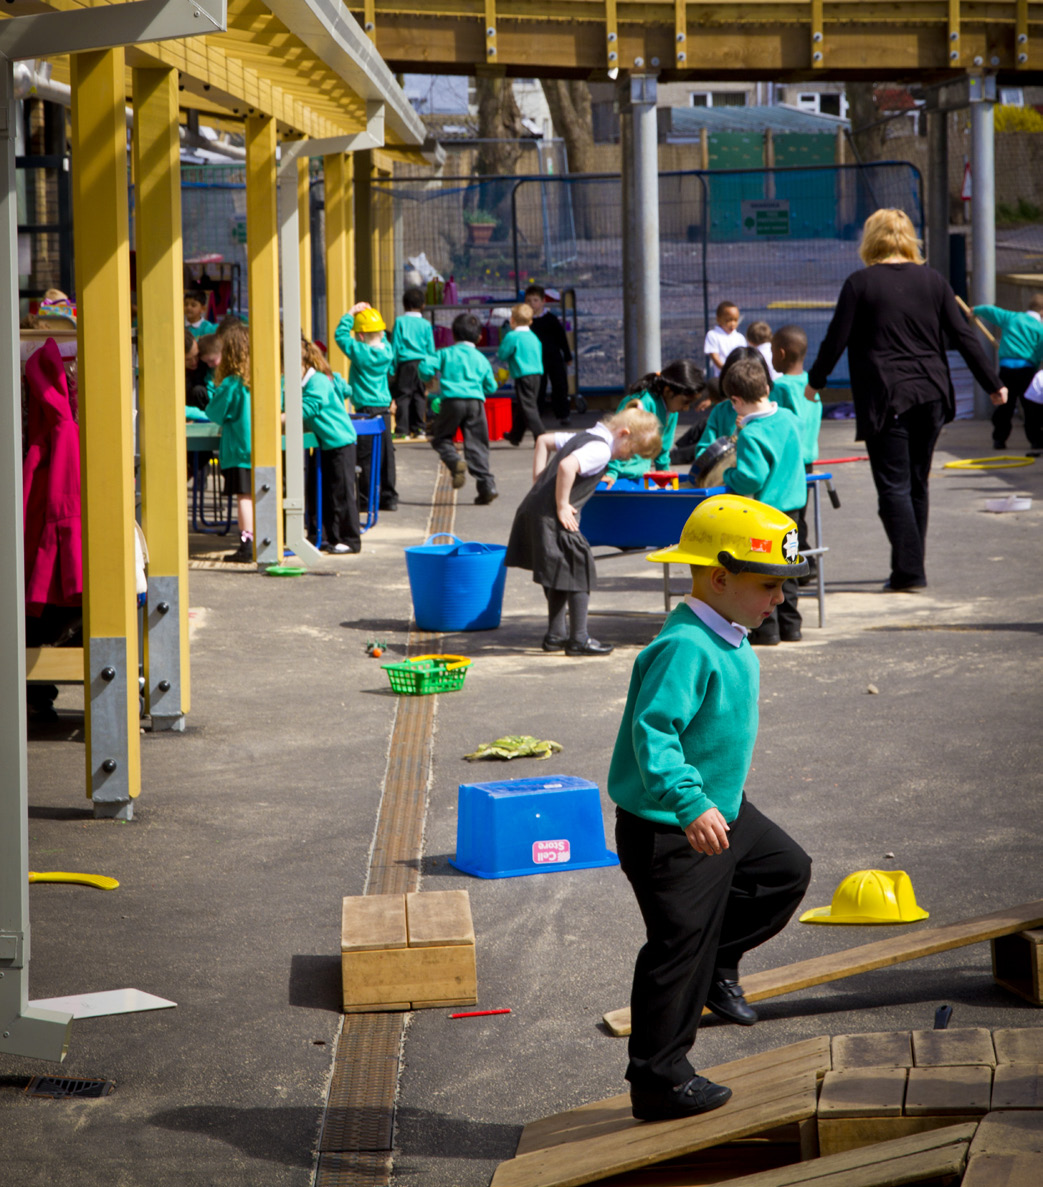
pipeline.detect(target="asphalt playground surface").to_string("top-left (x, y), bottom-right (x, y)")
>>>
top-left (4, 410), bottom-right (1042, 1185)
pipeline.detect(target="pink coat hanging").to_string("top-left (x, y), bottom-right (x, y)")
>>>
top-left (23, 337), bottom-right (82, 615)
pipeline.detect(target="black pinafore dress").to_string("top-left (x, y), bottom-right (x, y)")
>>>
top-left (505, 431), bottom-right (609, 592)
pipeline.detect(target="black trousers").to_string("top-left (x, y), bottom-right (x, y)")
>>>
top-left (430, 399), bottom-right (497, 495)
top-left (616, 800), bottom-right (811, 1090)
top-left (355, 411), bottom-right (398, 508)
top-left (392, 359), bottom-right (427, 437)
top-left (508, 373), bottom-right (547, 443)
top-left (538, 368), bottom-right (571, 421)
top-left (320, 443), bottom-right (361, 550)
top-left (864, 399), bottom-right (946, 587)
top-left (992, 364), bottom-right (1043, 448)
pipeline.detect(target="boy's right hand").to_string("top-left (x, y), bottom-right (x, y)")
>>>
top-left (684, 807), bottom-right (730, 855)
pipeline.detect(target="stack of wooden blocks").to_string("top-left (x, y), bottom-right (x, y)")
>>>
top-left (340, 889), bottom-right (477, 1013)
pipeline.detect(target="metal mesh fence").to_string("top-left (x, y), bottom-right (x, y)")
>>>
top-left (376, 162), bottom-right (922, 390)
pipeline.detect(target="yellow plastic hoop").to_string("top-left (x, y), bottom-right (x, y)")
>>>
top-left (942, 456), bottom-right (1036, 471)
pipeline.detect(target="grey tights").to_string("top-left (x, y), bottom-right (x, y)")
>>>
top-left (544, 587), bottom-right (589, 643)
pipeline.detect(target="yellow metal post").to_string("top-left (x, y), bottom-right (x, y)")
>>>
top-left (245, 115), bottom-right (283, 567)
top-left (69, 48), bottom-right (140, 817)
top-left (298, 156), bottom-right (312, 340)
top-left (374, 164), bottom-right (394, 323)
top-left (132, 65), bottom-right (189, 730)
top-left (353, 149), bottom-right (375, 304)
top-left (325, 152), bottom-right (353, 377)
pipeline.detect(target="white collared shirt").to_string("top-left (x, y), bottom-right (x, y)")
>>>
top-left (683, 595), bottom-right (749, 647)
top-left (553, 421), bottom-right (614, 477)
top-left (737, 401), bottom-right (778, 428)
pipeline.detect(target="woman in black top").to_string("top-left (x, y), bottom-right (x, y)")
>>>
top-left (806, 209), bottom-right (1006, 592)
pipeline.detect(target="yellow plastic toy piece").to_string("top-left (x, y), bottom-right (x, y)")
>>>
top-left (29, 871), bottom-right (119, 891)
top-left (943, 456), bottom-right (1035, 470)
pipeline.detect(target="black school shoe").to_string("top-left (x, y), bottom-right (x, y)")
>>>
top-left (224, 537), bottom-right (254, 563)
top-left (631, 1075), bottom-right (732, 1122)
top-left (564, 636), bottom-right (613, 656)
top-left (542, 634), bottom-right (566, 651)
top-left (748, 624), bottom-right (780, 646)
top-left (474, 488), bottom-right (499, 505)
top-left (705, 978), bottom-right (758, 1026)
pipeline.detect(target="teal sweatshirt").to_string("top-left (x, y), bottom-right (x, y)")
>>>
top-left (605, 390), bottom-right (676, 480)
top-left (205, 374), bottom-right (252, 470)
top-left (186, 318), bottom-right (218, 338)
top-left (498, 326), bottom-right (544, 378)
top-left (608, 602), bottom-right (759, 828)
top-left (696, 400), bottom-right (738, 452)
top-left (973, 305), bottom-right (1043, 366)
top-left (722, 406), bottom-right (806, 512)
top-left (331, 372), bottom-right (353, 406)
top-left (301, 369), bottom-right (357, 449)
top-left (419, 341), bottom-right (498, 401)
top-left (390, 312), bottom-right (435, 364)
top-left (770, 371), bottom-right (820, 464)
top-left (333, 313), bottom-right (394, 408)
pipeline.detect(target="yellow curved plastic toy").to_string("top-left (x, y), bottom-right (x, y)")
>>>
top-left (943, 456), bottom-right (1035, 470)
top-left (29, 871), bottom-right (119, 891)
top-left (799, 869), bottom-right (928, 925)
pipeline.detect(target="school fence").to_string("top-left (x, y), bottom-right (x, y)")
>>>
top-left (370, 162), bottom-right (924, 390)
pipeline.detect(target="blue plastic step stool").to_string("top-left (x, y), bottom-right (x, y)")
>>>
top-left (450, 774), bottom-right (619, 879)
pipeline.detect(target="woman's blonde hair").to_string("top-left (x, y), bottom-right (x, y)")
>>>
top-left (605, 405), bottom-right (662, 459)
top-left (859, 208), bottom-right (924, 266)
top-left (216, 322), bottom-right (250, 385)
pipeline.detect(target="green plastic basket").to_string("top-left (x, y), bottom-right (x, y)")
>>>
top-left (381, 654), bottom-right (471, 696)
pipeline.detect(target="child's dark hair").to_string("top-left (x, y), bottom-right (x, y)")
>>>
top-left (217, 313), bottom-right (244, 336)
top-left (627, 359), bottom-right (706, 399)
top-left (185, 287), bottom-right (207, 306)
top-left (523, 283), bottom-right (546, 300)
top-left (452, 312), bottom-right (482, 344)
top-left (184, 329), bottom-right (196, 354)
top-left (403, 286), bottom-right (425, 311)
top-left (772, 324), bottom-right (808, 362)
top-left (716, 300), bottom-right (739, 319)
top-left (722, 356), bottom-right (770, 403)
top-left (719, 345), bottom-right (771, 396)
top-left (746, 320), bottom-right (772, 346)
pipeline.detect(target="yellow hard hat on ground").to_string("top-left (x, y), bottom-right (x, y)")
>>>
top-left (352, 307), bottom-right (386, 333)
top-left (799, 869), bottom-right (930, 925)
top-left (648, 494), bottom-right (809, 578)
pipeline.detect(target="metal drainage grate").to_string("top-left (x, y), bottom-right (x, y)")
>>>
top-left (25, 1076), bottom-right (115, 1099)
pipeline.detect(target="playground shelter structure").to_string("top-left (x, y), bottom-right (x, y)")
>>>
top-left (1, 0), bottom-right (1041, 1065)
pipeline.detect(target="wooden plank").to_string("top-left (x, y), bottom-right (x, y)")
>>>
top-left (912, 1028), bottom-right (996, 1068)
top-left (832, 1032), bottom-right (912, 1070)
top-left (818, 1115), bottom-right (983, 1158)
top-left (406, 890), bottom-right (474, 948)
top-left (995, 1030), bottom-right (1043, 1065)
top-left (905, 1066), bottom-right (993, 1116)
top-left (25, 646), bottom-right (84, 683)
top-left (992, 1065), bottom-right (1043, 1110)
top-left (341, 894), bottom-right (407, 952)
top-left (342, 944), bottom-right (477, 1011)
top-left (963, 1153), bottom-right (1043, 1185)
top-left (602, 901), bottom-right (1043, 1037)
top-left (969, 1110), bottom-right (1043, 1156)
top-left (697, 1122), bottom-right (976, 1186)
top-left (818, 1069), bottom-right (907, 1118)
top-left (514, 1037), bottom-right (830, 1157)
top-left (490, 1073), bottom-right (818, 1187)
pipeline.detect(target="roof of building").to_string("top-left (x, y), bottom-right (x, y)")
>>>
top-left (660, 104), bottom-right (849, 139)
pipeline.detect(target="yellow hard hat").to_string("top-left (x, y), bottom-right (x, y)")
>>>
top-left (648, 494), bottom-right (809, 578)
top-left (353, 307), bottom-right (386, 333)
top-left (799, 869), bottom-right (929, 925)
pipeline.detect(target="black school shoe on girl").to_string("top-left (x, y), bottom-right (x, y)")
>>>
top-left (565, 636), bottom-right (613, 656)
top-left (631, 1075), bottom-right (732, 1122)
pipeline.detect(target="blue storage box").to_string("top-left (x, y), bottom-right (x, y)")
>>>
top-left (451, 774), bottom-right (619, 879)
top-left (581, 484), bottom-right (723, 549)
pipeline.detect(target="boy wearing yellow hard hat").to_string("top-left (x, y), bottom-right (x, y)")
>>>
top-left (334, 302), bottom-right (399, 512)
top-left (609, 494), bottom-right (813, 1122)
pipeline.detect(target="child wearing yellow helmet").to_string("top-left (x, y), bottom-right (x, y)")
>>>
top-left (334, 302), bottom-right (398, 512)
top-left (609, 494), bottom-right (812, 1123)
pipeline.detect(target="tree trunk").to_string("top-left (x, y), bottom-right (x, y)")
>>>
top-left (541, 79), bottom-right (598, 236)
top-left (473, 75), bottom-right (529, 235)
top-left (846, 83), bottom-right (888, 162)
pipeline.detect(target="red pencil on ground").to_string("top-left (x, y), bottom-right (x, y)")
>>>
top-left (449, 1008), bottom-right (511, 1019)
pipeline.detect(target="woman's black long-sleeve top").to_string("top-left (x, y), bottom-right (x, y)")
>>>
top-left (807, 262), bottom-right (1001, 441)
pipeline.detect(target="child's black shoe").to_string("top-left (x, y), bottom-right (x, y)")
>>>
top-left (631, 1075), bottom-right (732, 1122)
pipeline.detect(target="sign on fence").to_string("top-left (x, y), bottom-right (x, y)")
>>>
top-left (741, 199), bottom-right (791, 237)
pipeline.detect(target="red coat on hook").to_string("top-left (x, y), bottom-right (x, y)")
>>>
top-left (23, 337), bottom-right (82, 615)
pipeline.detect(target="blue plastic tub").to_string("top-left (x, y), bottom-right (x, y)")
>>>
top-left (404, 532), bottom-right (508, 632)
top-left (582, 482), bottom-right (724, 549)
top-left (451, 774), bottom-right (619, 879)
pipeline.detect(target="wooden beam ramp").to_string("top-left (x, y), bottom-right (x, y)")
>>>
top-left (490, 1037), bottom-right (829, 1187)
top-left (603, 899), bottom-right (1043, 1037)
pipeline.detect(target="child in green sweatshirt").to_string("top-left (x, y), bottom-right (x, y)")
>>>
top-left (770, 324), bottom-right (820, 583)
top-left (609, 494), bottom-right (811, 1123)
top-left (720, 355), bottom-right (806, 644)
top-left (390, 286), bottom-right (436, 438)
top-left (973, 296), bottom-right (1043, 449)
